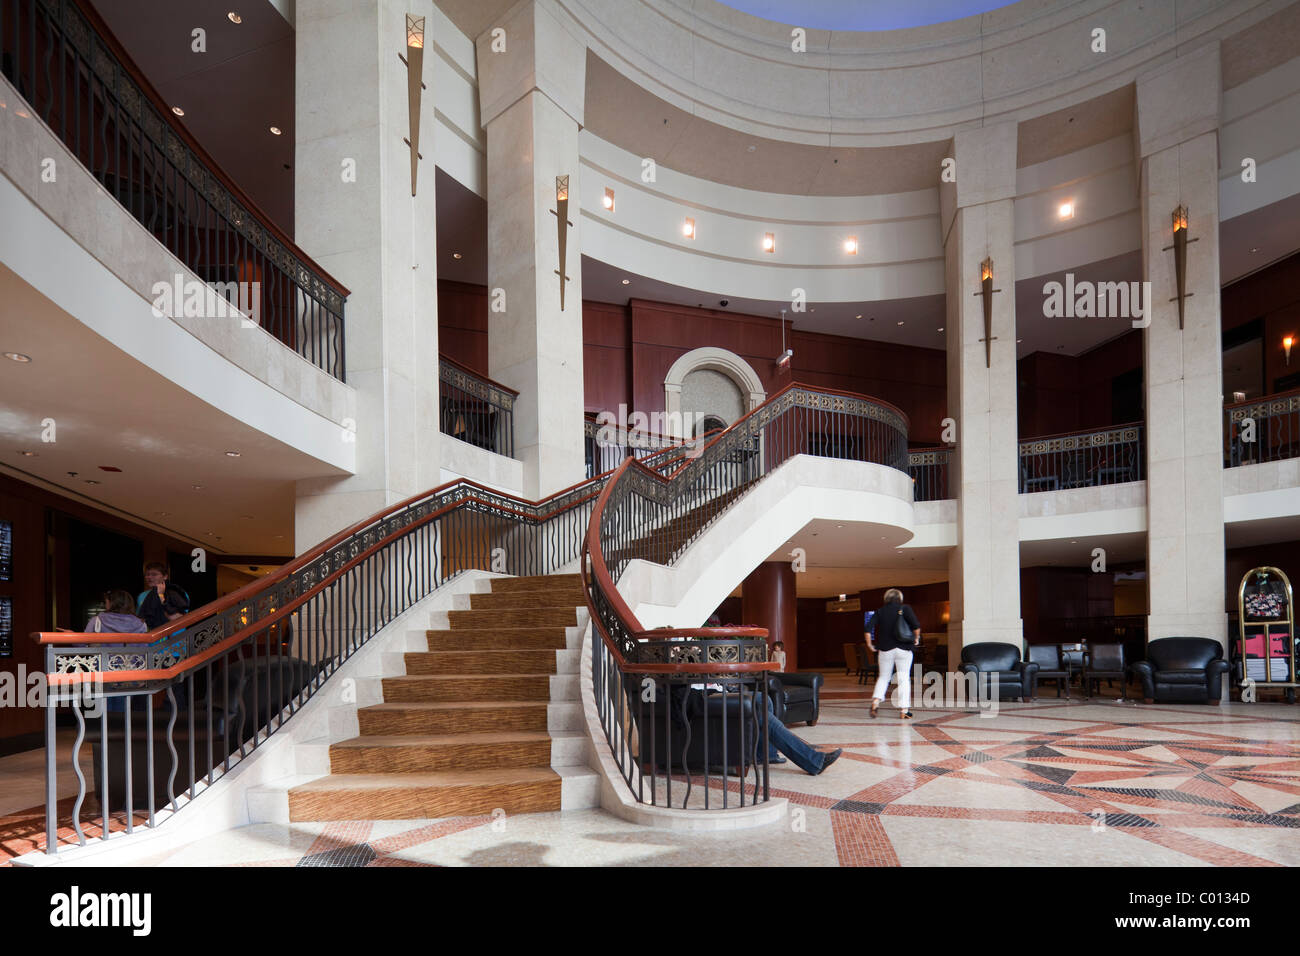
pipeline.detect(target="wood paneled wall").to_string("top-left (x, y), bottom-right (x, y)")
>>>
top-left (1017, 331), bottom-right (1144, 439)
top-left (1222, 252), bottom-right (1300, 393)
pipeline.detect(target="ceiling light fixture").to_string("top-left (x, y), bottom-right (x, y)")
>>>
top-left (18, 451), bottom-right (35, 457)
top-left (172, 106), bottom-right (185, 116)
top-left (225, 451), bottom-right (241, 457)
top-left (897, 321), bottom-right (905, 326)
top-left (452, 252), bottom-right (462, 259)
top-left (192, 484), bottom-right (204, 491)
top-left (227, 11), bottom-right (242, 23)
top-left (762, 232), bottom-right (775, 253)
top-left (844, 236), bottom-right (858, 255)
top-left (621, 278), bottom-right (630, 285)
top-left (269, 126), bottom-right (282, 136)
top-left (1058, 201), bottom-right (1074, 220)
top-left (602, 187), bottom-right (615, 211)
top-left (938, 327), bottom-right (944, 332)
top-left (4, 352), bottom-right (31, 363)
top-left (682, 218), bottom-right (696, 240)
top-left (84, 479), bottom-right (100, 485)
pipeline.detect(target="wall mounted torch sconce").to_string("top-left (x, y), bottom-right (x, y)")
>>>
top-left (1285, 335), bottom-right (1295, 367)
top-left (1162, 204), bottom-right (1198, 330)
top-left (551, 176), bottom-right (573, 310)
top-left (400, 14), bottom-right (427, 197)
top-left (974, 257), bottom-right (1001, 368)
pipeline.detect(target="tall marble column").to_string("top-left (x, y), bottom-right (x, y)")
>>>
top-left (292, 0), bottom-right (441, 551)
top-left (940, 122), bottom-right (1024, 671)
top-left (1135, 44), bottom-right (1227, 652)
top-left (475, 2), bottom-right (587, 499)
top-left (742, 561), bottom-right (798, 672)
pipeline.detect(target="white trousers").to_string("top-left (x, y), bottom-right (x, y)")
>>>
top-left (872, 647), bottom-right (914, 710)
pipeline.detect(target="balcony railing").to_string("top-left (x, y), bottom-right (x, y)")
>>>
top-left (1018, 423), bottom-right (1144, 493)
top-left (583, 413), bottom-right (704, 480)
top-left (1225, 389), bottom-right (1300, 467)
top-left (1, 0), bottom-right (349, 380)
top-left (439, 355), bottom-right (516, 457)
top-left (908, 446), bottom-right (951, 501)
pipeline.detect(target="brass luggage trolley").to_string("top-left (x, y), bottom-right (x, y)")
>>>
top-left (1234, 567), bottom-right (1296, 703)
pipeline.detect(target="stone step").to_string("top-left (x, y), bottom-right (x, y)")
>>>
top-left (404, 648), bottom-right (559, 675)
top-left (380, 674), bottom-right (552, 703)
top-left (329, 731), bottom-right (553, 773)
top-left (287, 767), bottom-right (562, 821)
top-left (357, 701), bottom-right (549, 736)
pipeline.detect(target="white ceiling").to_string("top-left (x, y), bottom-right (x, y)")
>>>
top-left (760, 518), bottom-right (951, 598)
top-left (0, 264), bottom-right (336, 555)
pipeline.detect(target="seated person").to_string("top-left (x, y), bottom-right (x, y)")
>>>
top-left (136, 561), bottom-right (190, 629)
top-left (702, 680), bottom-right (840, 775)
top-left (87, 589), bottom-right (148, 634)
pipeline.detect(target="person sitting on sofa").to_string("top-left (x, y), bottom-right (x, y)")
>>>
top-left (702, 680), bottom-right (840, 775)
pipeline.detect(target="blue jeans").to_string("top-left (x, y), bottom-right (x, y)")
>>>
top-left (707, 689), bottom-right (827, 774)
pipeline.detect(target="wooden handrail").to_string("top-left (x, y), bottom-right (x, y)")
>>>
top-left (68, 0), bottom-right (350, 300)
top-left (439, 353), bottom-right (520, 398)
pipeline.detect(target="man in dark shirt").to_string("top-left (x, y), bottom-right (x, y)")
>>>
top-left (136, 561), bottom-right (190, 629)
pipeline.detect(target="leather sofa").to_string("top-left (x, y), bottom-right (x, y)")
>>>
top-left (767, 672), bottom-right (823, 726)
top-left (1130, 637), bottom-right (1228, 704)
top-left (959, 643), bottom-right (1039, 701)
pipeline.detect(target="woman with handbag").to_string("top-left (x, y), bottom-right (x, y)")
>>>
top-left (866, 588), bottom-right (921, 719)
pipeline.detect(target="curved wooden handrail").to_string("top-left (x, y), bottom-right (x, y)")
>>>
top-left (69, 0), bottom-right (349, 299)
top-left (439, 353), bottom-right (520, 398)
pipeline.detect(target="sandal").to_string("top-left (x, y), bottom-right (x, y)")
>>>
top-left (900, 711), bottom-right (914, 720)
top-left (870, 699), bottom-right (880, 718)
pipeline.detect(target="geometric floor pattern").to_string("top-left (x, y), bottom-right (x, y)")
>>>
top-left (7, 676), bottom-right (1300, 866)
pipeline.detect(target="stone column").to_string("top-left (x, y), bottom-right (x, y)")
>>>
top-left (1135, 44), bottom-right (1227, 652)
top-left (940, 122), bottom-right (1024, 672)
top-left (292, 0), bottom-right (441, 551)
top-left (476, 2), bottom-right (587, 498)
top-left (741, 561), bottom-right (798, 672)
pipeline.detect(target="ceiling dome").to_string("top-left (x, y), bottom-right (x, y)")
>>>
top-left (715, 0), bottom-right (1019, 31)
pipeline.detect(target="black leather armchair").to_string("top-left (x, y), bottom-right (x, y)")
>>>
top-left (626, 680), bottom-right (765, 776)
top-left (1028, 644), bottom-right (1070, 697)
top-left (1131, 637), bottom-right (1228, 704)
top-left (1082, 643), bottom-right (1127, 698)
top-left (767, 672), bottom-right (823, 726)
top-left (960, 643), bottom-right (1039, 701)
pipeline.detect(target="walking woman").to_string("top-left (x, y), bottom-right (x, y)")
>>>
top-left (866, 588), bottom-right (921, 719)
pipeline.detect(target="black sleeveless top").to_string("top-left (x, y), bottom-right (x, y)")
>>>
top-left (871, 603), bottom-right (921, 652)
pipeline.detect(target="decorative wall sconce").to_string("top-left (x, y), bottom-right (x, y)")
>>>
top-left (602, 187), bottom-right (615, 211)
top-left (1286, 335), bottom-right (1295, 366)
top-left (844, 236), bottom-right (858, 255)
top-left (1162, 204), bottom-right (1198, 330)
top-left (762, 232), bottom-right (775, 253)
top-left (682, 217), bottom-right (696, 239)
top-left (974, 257), bottom-right (1001, 368)
top-left (400, 14), bottom-right (427, 197)
top-left (551, 176), bottom-right (573, 310)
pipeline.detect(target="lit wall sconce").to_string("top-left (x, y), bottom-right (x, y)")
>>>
top-left (974, 257), bottom-right (1001, 368)
top-left (551, 175), bottom-right (573, 310)
top-left (1286, 335), bottom-right (1295, 366)
top-left (682, 217), bottom-right (696, 239)
top-left (762, 232), bottom-right (775, 253)
top-left (602, 187), bottom-right (615, 211)
top-left (400, 14), bottom-right (427, 197)
top-left (1058, 201), bottom-right (1074, 220)
top-left (1163, 204), bottom-right (1198, 330)
top-left (844, 235), bottom-right (858, 255)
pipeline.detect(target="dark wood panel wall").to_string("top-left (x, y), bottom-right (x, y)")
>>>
top-left (1017, 331), bottom-right (1144, 439)
top-left (1222, 252), bottom-right (1300, 393)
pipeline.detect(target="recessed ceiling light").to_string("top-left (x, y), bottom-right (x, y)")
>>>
top-left (855, 314), bottom-right (862, 319)
top-left (452, 252), bottom-right (462, 259)
top-left (1249, 247), bottom-right (1259, 253)
top-left (3, 352), bottom-right (31, 363)
top-left (227, 11), bottom-right (242, 23)
top-left (897, 321), bottom-right (905, 326)
top-left (172, 106), bottom-right (185, 116)
top-left (240, 514), bottom-right (255, 520)
top-left (84, 479), bottom-right (100, 485)
top-left (18, 450), bottom-right (35, 457)
top-left (747, 145), bottom-right (757, 153)
top-left (192, 484), bottom-right (204, 490)
top-left (273, 534), bottom-right (285, 539)
top-left (269, 126), bottom-right (282, 136)
top-left (225, 450), bottom-right (241, 457)
top-left (621, 279), bottom-right (630, 285)
top-left (937, 327), bottom-right (944, 332)
top-left (1016, 338), bottom-right (1023, 344)
top-left (157, 511), bottom-right (170, 517)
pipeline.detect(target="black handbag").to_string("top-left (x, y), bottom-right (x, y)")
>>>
top-left (895, 608), bottom-right (916, 645)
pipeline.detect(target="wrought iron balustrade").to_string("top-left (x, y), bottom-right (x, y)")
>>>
top-left (583, 384), bottom-right (911, 810)
top-left (1225, 389), bottom-right (1300, 467)
top-left (1018, 423), bottom-right (1144, 493)
top-left (908, 446), bottom-right (952, 501)
top-left (1, 0), bottom-right (348, 380)
top-left (440, 355), bottom-right (516, 458)
top-left (582, 414), bottom-right (697, 480)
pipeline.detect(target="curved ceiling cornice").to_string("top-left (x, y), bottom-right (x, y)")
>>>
top-left (557, 0), bottom-right (1284, 147)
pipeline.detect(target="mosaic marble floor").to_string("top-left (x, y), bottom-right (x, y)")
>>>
top-left (57, 675), bottom-right (1299, 867)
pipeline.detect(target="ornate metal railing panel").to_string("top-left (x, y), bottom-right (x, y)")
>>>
top-left (439, 356), bottom-right (516, 458)
top-left (1, 0), bottom-right (348, 380)
top-left (1225, 390), bottom-right (1300, 467)
top-left (1018, 423), bottom-right (1144, 492)
top-left (908, 446), bottom-right (952, 502)
top-left (583, 415), bottom-right (697, 480)
top-left (33, 475), bottom-right (604, 856)
top-left (582, 384), bottom-right (910, 811)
